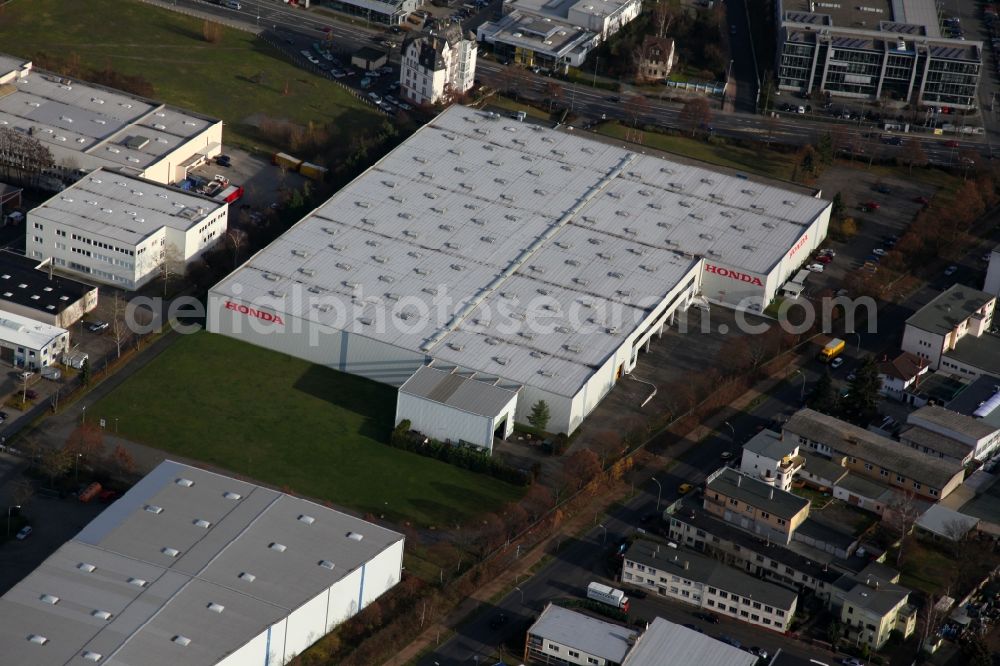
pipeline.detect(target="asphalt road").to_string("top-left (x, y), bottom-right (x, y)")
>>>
top-left (163, 0), bottom-right (993, 168)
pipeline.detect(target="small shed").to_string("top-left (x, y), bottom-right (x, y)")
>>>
top-left (351, 47), bottom-right (388, 72)
top-left (396, 366), bottom-right (519, 453)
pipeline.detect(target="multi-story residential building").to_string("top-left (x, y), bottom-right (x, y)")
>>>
top-left (901, 284), bottom-right (998, 377)
top-left (739, 429), bottom-right (805, 491)
top-left (986, 245), bottom-right (1000, 297)
top-left (0, 310), bottom-right (69, 370)
top-left (906, 405), bottom-right (1000, 461)
top-left (703, 468), bottom-right (810, 544)
top-left (623, 540), bottom-right (798, 632)
top-left (400, 26), bottom-right (477, 106)
top-left (834, 569), bottom-right (916, 650)
top-left (637, 36), bottom-right (676, 82)
top-left (784, 409), bottom-right (966, 501)
top-left (667, 502), bottom-right (843, 600)
top-left (776, 0), bottom-right (982, 109)
top-left (525, 603), bottom-right (638, 665)
top-left (26, 169), bottom-right (228, 290)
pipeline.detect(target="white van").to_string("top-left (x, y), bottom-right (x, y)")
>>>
top-left (62, 350), bottom-right (89, 370)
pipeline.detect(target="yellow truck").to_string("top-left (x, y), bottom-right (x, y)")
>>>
top-left (819, 338), bottom-right (845, 362)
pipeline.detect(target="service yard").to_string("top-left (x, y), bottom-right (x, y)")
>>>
top-left (87, 332), bottom-right (524, 527)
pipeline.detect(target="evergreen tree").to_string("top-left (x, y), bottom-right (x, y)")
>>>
top-left (841, 356), bottom-right (881, 424)
top-left (831, 192), bottom-right (845, 219)
top-left (817, 133), bottom-right (834, 165)
top-left (528, 400), bottom-right (551, 432)
top-left (80, 357), bottom-right (91, 387)
top-left (807, 370), bottom-right (837, 413)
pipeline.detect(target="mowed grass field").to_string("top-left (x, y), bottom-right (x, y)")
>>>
top-left (89, 332), bottom-right (523, 526)
top-left (0, 0), bottom-right (381, 153)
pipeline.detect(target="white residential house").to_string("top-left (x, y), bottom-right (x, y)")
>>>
top-left (739, 429), bottom-right (804, 491)
top-left (878, 351), bottom-right (930, 401)
top-left (400, 25), bottom-right (477, 105)
top-left (984, 244), bottom-right (999, 297)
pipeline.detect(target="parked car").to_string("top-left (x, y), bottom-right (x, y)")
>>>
top-left (944, 265), bottom-right (958, 276)
top-left (830, 357), bottom-right (845, 369)
top-left (817, 254), bottom-right (833, 264)
top-left (25, 389), bottom-right (38, 400)
top-left (875, 183), bottom-right (891, 192)
top-left (695, 611), bottom-right (720, 624)
top-left (862, 201), bottom-right (880, 211)
top-left (367, 92), bottom-right (382, 103)
top-left (805, 262), bottom-right (825, 272)
top-left (872, 248), bottom-right (887, 257)
top-left (945, 139), bottom-right (960, 147)
top-left (719, 636), bottom-right (742, 649)
top-left (15, 525), bottom-right (32, 540)
top-left (215, 154), bottom-right (232, 167)
top-left (87, 320), bottom-right (109, 332)
top-left (678, 483), bottom-right (694, 494)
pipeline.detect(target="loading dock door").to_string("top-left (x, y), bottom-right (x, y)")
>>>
top-left (0, 346), bottom-right (12, 364)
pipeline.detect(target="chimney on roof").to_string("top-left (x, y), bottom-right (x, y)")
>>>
top-left (684, 560), bottom-right (690, 570)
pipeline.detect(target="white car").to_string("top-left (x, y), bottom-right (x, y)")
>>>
top-left (944, 265), bottom-right (958, 276)
top-left (872, 248), bottom-right (887, 257)
top-left (830, 357), bottom-right (845, 369)
top-left (797, 106), bottom-right (806, 114)
top-left (367, 92), bottom-right (382, 103)
top-left (806, 262), bottom-right (825, 272)
top-left (15, 525), bottom-right (32, 540)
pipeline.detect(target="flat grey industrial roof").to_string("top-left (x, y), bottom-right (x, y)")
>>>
top-left (905, 284), bottom-right (995, 337)
top-left (510, 0), bottom-right (633, 20)
top-left (946, 374), bottom-right (1000, 428)
top-left (706, 468), bottom-right (809, 520)
top-left (743, 428), bottom-right (797, 460)
top-left (213, 105), bottom-right (828, 397)
top-left (782, 0), bottom-right (937, 37)
top-left (785, 409), bottom-right (965, 490)
top-left (0, 461), bottom-right (403, 666)
top-left (528, 604), bottom-right (638, 663)
top-left (623, 617), bottom-right (757, 666)
top-left (915, 503), bottom-right (979, 539)
top-left (30, 168), bottom-right (225, 246)
top-left (0, 308), bottom-right (67, 349)
top-left (481, 12), bottom-right (596, 56)
top-left (0, 57), bottom-right (218, 173)
top-left (626, 540), bottom-right (798, 609)
top-left (943, 333), bottom-right (1000, 377)
top-left (399, 365), bottom-right (518, 417)
top-left (842, 577), bottom-right (910, 616)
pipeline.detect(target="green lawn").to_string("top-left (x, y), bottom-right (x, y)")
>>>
top-left (90, 332), bottom-right (523, 527)
top-left (596, 122), bottom-right (798, 181)
top-left (0, 0), bottom-right (382, 155)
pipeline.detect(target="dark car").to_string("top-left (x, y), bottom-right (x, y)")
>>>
top-left (695, 611), bottom-right (720, 624)
top-left (215, 154), bottom-right (232, 167)
top-left (489, 613), bottom-right (508, 629)
top-left (606, 95), bottom-right (621, 103)
top-left (98, 489), bottom-right (119, 503)
top-left (25, 389), bottom-right (38, 400)
top-left (87, 320), bottom-right (109, 333)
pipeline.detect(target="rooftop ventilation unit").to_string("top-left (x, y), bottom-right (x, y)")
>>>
top-left (175, 478), bottom-right (194, 487)
top-left (347, 532), bottom-right (364, 541)
top-left (223, 491), bottom-right (242, 500)
top-left (162, 547), bottom-right (180, 558)
top-left (298, 514), bottom-right (316, 525)
top-left (269, 542), bottom-right (287, 553)
top-left (78, 563), bottom-right (96, 573)
top-left (28, 635), bottom-right (48, 645)
top-left (144, 505), bottom-right (163, 514)
top-left (92, 610), bottom-right (112, 621)
top-left (128, 578), bottom-right (148, 587)
top-left (319, 560), bottom-right (335, 570)
top-left (208, 602), bottom-right (225, 613)
top-left (40, 594), bottom-right (59, 605)
top-left (172, 636), bottom-right (191, 647)
top-left (83, 651), bottom-right (102, 662)
top-left (193, 518), bottom-right (211, 528)
top-left (239, 572), bottom-right (256, 582)
top-left (565, 344), bottom-right (581, 353)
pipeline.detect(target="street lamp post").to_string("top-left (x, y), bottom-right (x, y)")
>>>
top-left (597, 523), bottom-right (607, 545)
top-left (723, 420), bottom-right (736, 448)
top-left (852, 332), bottom-right (861, 352)
top-left (82, 405), bottom-right (87, 424)
top-left (592, 56), bottom-right (599, 88)
top-left (6, 504), bottom-right (20, 537)
top-left (792, 369), bottom-right (807, 402)
top-left (74, 453), bottom-right (81, 485)
top-left (513, 586), bottom-right (524, 604)
top-left (651, 477), bottom-right (662, 512)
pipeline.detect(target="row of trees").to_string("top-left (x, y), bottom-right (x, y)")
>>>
top-left (21, 423), bottom-right (136, 489)
top-left (0, 127), bottom-right (55, 184)
top-left (807, 356), bottom-right (882, 425)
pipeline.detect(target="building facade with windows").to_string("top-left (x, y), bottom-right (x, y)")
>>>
top-left (0, 251), bottom-right (98, 328)
top-left (776, 0), bottom-right (982, 109)
top-left (739, 429), bottom-right (804, 491)
top-left (623, 540), bottom-right (798, 632)
top-left (906, 405), bottom-right (1000, 462)
top-left (836, 572), bottom-right (916, 650)
top-left (637, 36), bottom-right (676, 82)
top-left (400, 26), bottom-right (477, 105)
top-left (525, 603), bottom-right (637, 665)
top-left (26, 169), bottom-right (228, 290)
top-left (901, 284), bottom-right (996, 371)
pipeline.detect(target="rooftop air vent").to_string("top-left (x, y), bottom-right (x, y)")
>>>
top-left (28, 635), bottom-right (48, 645)
top-left (319, 560), bottom-right (335, 570)
top-left (347, 532), bottom-right (364, 541)
top-left (40, 594), bottom-right (59, 605)
top-left (172, 635), bottom-right (191, 647)
top-left (269, 542), bottom-right (287, 553)
top-left (193, 518), bottom-right (211, 529)
top-left (78, 563), bottom-right (96, 573)
top-left (239, 572), bottom-right (256, 582)
top-left (223, 491), bottom-right (242, 500)
top-left (145, 505), bottom-right (163, 515)
top-left (92, 610), bottom-right (112, 620)
top-left (162, 547), bottom-right (180, 558)
top-left (128, 577), bottom-right (148, 587)
top-left (83, 651), bottom-right (102, 662)
top-left (175, 478), bottom-right (194, 487)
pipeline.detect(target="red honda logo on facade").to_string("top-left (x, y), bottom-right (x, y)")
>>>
top-left (705, 264), bottom-right (764, 286)
top-left (788, 233), bottom-right (809, 260)
top-left (225, 301), bottom-right (285, 325)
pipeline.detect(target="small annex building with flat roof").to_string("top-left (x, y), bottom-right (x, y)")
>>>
top-left (0, 460), bottom-right (404, 666)
top-left (396, 364), bottom-right (519, 451)
top-left (0, 250), bottom-right (98, 327)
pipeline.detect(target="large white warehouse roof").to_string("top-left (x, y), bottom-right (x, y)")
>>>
top-left (0, 461), bottom-right (403, 666)
top-left (212, 105), bottom-right (827, 398)
top-left (0, 56), bottom-right (219, 176)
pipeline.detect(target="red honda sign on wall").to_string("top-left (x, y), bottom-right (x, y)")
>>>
top-left (787, 233), bottom-right (809, 260)
top-left (704, 264), bottom-right (764, 286)
top-left (225, 301), bottom-right (285, 325)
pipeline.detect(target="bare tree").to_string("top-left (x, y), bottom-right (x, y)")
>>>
top-left (109, 292), bottom-right (129, 359)
top-left (886, 490), bottom-right (920, 567)
top-left (226, 229), bottom-right (248, 269)
top-left (545, 81), bottom-right (564, 112)
top-left (900, 138), bottom-right (928, 174)
top-left (65, 423), bottom-right (105, 469)
top-left (651, 0), bottom-right (678, 37)
top-left (11, 478), bottom-right (34, 509)
top-left (0, 127), bottom-right (56, 184)
top-left (622, 93), bottom-right (652, 130)
top-left (679, 97), bottom-right (712, 136)
top-left (108, 444), bottom-right (136, 478)
top-left (160, 242), bottom-right (185, 297)
top-left (40, 448), bottom-right (72, 488)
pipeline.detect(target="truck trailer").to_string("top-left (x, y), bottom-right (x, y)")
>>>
top-left (587, 582), bottom-right (630, 611)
